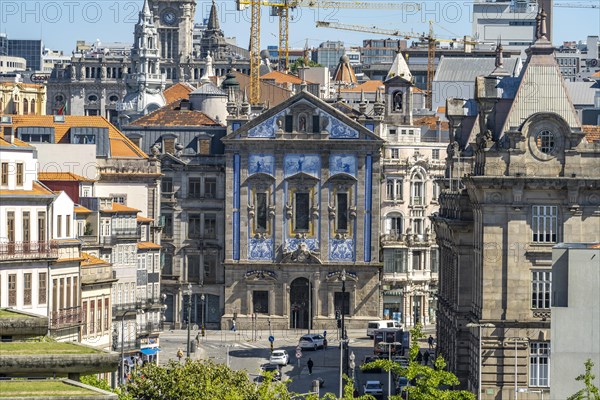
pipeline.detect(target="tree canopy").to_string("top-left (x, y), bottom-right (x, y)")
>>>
top-left (567, 359), bottom-right (600, 400)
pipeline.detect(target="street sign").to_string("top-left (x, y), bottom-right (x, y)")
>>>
top-left (268, 335), bottom-right (275, 343)
top-left (296, 350), bottom-right (302, 359)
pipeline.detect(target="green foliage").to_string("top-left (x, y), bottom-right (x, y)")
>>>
top-left (119, 359), bottom-right (292, 400)
top-left (567, 359), bottom-right (600, 400)
top-left (80, 374), bottom-right (113, 393)
top-left (289, 58), bottom-right (322, 73)
top-left (360, 324), bottom-right (476, 400)
top-left (320, 375), bottom-right (375, 400)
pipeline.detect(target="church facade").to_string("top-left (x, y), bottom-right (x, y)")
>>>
top-left (221, 90), bottom-right (384, 330)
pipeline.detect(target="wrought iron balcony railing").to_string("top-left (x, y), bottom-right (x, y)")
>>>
top-left (0, 241), bottom-right (58, 261)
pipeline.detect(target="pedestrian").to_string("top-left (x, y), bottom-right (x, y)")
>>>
top-left (423, 349), bottom-right (430, 365)
top-left (428, 335), bottom-right (434, 350)
top-left (323, 338), bottom-right (328, 350)
top-left (416, 350), bottom-right (423, 364)
top-left (231, 319), bottom-right (237, 332)
top-left (307, 358), bottom-right (314, 375)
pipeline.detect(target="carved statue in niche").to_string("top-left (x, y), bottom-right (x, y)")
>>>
top-left (299, 115), bottom-right (307, 132)
top-left (268, 205), bottom-right (276, 218)
top-left (349, 206), bottom-right (357, 219)
top-left (150, 143), bottom-right (161, 156)
top-left (393, 91), bottom-right (403, 111)
top-left (281, 242), bottom-right (321, 264)
top-left (248, 204), bottom-right (255, 218)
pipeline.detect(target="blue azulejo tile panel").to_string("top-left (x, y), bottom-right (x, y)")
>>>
top-left (329, 115), bottom-right (359, 139)
top-left (329, 239), bottom-right (354, 261)
top-left (249, 238), bottom-right (274, 260)
top-left (329, 154), bottom-right (357, 177)
top-left (284, 154), bottom-right (320, 178)
top-left (248, 154), bottom-right (275, 176)
top-left (285, 238), bottom-right (319, 252)
top-left (248, 111), bottom-right (285, 138)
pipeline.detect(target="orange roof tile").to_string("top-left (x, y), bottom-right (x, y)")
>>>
top-left (592, 71), bottom-right (600, 78)
top-left (74, 205), bottom-right (93, 214)
top-left (341, 80), bottom-right (384, 93)
top-left (0, 115), bottom-right (147, 159)
top-left (414, 116), bottom-right (449, 130)
top-left (583, 125), bottom-right (600, 142)
top-left (261, 71), bottom-right (308, 85)
top-left (163, 82), bottom-right (196, 103)
top-left (38, 172), bottom-right (95, 182)
top-left (0, 181), bottom-right (55, 197)
top-left (129, 99), bottom-right (222, 127)
top-left (0, 136), bottom-right (33, 148)
top-left (101, 203), bottom-right (140, 213)
top-left (81, 252), bottom-right (108, 266)
top-left (137, 215), bottom-right (154, 223)
top-left (437, 106), bottom-right (446, 114)
top-left (137, 241), bottom-right (161, 250)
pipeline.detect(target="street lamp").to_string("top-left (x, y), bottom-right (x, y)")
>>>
top-left (201, 293), bottom-right (206, 339)
top-left (339, 269), bottom-right (347, 399)
top-left (186, 283), bottom-right (192, 359)
top-left (349, 351), bottom-right (356, 385)
top-left (120, 308), bottom-right (144, 386)
top-left (505, 337), bottom-right (529, 400)
top-left (466, 322), bottom-right (495, 400)
top-left (380, 341), bottom-right (403, 399)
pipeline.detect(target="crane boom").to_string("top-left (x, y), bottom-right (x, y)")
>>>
top-left (555, 2), bottom-right (599, 8)
top-left (316, 21), bottom-right (417, 38)
top-left (240, 0), bottom-right (419, 10)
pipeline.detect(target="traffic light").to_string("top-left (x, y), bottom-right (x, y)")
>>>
top-left (337, 319), bottom-right (342, 328)
top-left (335, 310), bottom-right (341, 320)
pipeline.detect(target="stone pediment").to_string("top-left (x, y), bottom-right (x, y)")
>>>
top-left (285, 171), bottom-right (320, 183)
top-left (246, 172), bottom-right (275, 182)
top-left (326, 172), bottom-right (357, 183)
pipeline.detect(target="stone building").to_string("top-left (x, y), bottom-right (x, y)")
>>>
top-left (433, 10), bottom-right (600, 398)
top-left (221, 90), bottom-right (384, 330)
top-left (0, 82), bottom-right (46, 115)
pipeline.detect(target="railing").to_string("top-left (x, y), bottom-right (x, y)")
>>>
top-left (410, 197), bottom-right (424, 206)
top-left (113, 302), bottom-right (146, 313)
top-left (0, 241), bottom-right (58, 260)
top-left (50, 306), bottom-right (82, 329)
top-left (111, 228), bottom-right (138, 237)
top-left (381, 233), bottom-right (434, 245)
top-left (161, 191), bottom-right (178, 203)
top-left (136, 322), bottom-right (162, 335)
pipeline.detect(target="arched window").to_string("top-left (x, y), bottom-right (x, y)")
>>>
top-left (410, 170), bottom-right (425, 205)
top-left (385, 212), bottom-right (403, 238)
top-left (23, 99), bottom-right (28, 115)
top-left (30, 99), bottom-right (35, 114)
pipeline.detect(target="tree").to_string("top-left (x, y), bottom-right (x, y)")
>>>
top-left (567, 359), bottom-right (600, 400)
top-left (289, 58), bottom-right (322, 74)
top-left (119, 359), bottom-right (292, 400)
top-left (320, 375), bottom-right (376, 400)
top-left (80, 374), bottom-right (114, 393)
top-left (360, 324), bottom-right (476, 400)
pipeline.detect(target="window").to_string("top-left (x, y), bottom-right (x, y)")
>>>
top-left (104, 298), bottom-right (109, 331)
top-left (66, 215), bottom-right (71, 237)
top-left (432, 149), bottom-right (440, 160)
top-left (16, 163), bottom-right (23, 185)
top-left (97, 299), bottom-right (102, 332)
top-left (38, 272), bottom-right (47, 304)
top-left (188, 255), bottom-right (201, 282)
top-left (386, 214), bottom-right (403, 236)
top-left (536, 130), bottom-right (555, 154)
top-left (430, 249), bottom-right (439, 273)
top-left (72, 277), bottom-right (78, 306)
top-left (162, 177), bottom-right (173, 193)
top-left (111, 195), bottom-right (126, 205)
top-left (188, 178), bottom-right (202, 198)
top-left (38, 211), bottom-right (46, 242)
top-left (204, 214), bottom-right (216, 238)
top-left (188, 214), bottom-right (202, 238)
top-left (410, 171), bottom-right (425, 205)
top-left (1, 162), bottom-right (8, 185)
top-left (294, 192), bottom-right (310, 231)
top-left (204, 178), bottom-right (216, 198)
top-left (22, 211), bottom-right (30, 244)
top-left (73, 134), bottom-right (96, 144)
top-left (66, 277), bottom-right (71, 307)
top-left (57, 215), bottom-right (62, 238)
top-left (532, 206), bottom-right (557, 243)
top-left (6, 211), bottom-right (15, 242)
top-left (390, 148), bottom-right (399, 159)
top-left (162, 214), bottom-right (173, 237)
top-left (23, 273), bottom-right (32, 305)
top-left (8, 274), bottom-right (16, 306)
top-left (412, 210), bottom-right (424, 235)
top-left (384, 248), bottom-right (408, 273)
top-left (255, 192), bottom-right (268, 231)
top-left (412, 251), bottom-right (422, 270)
top-left (530, 342), bottom-right (550, 387)
top-left (334, 292), bottom-right (350, 315)
top-left (253, 291), bottom-right (269, 313)
top-left (532, 270), bottom-right (551, 309)
top-left (386, 179), bottom-right (402, 200)
top-left (82, 301), bottom-right (88, 336)
top-left (389, 129), bottom-right (396, 135)
top-left (90, 300), bottom-right (95, 333)
top-left (336, 192), bottom-right (348, 231)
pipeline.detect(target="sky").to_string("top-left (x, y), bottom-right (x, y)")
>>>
top-left (0, 0), bottom-right (599, 53)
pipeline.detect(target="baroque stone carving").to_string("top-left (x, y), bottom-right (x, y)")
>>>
top-left (281, 241), bottom-right (321, 264)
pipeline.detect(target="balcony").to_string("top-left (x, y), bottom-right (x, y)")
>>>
top-left (383, 269), bottom-right (435, 283)
top-left (410, 197), bottom-right (424, 206)
top-left (50, 306), bottom-right (83, 329)
top-left (111, 228), bottom-right (138, 238)
top-left (161, 191), bottom-right (178, 204)
top-left (381, 233), bottom-right (434, 247)
top-left (136, 322), bottom-right (162, 335)
top-left (0, 241), bottom-right (58, 261)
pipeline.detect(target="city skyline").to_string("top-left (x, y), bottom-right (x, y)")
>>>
top-left (1, 0), bottom-right (599, 54)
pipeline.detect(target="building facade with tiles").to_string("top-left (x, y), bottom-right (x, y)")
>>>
top-left (433, 12), bottom-right (600, 398)
top-left (221, 90), bottom-right (384, 331)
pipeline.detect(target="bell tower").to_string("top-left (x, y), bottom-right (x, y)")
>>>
top-left (149, 0), bottom-right (195, 62)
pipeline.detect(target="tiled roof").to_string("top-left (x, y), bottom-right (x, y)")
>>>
top-left (38, 172), bottom-right (95, 182)
top-left (341, 80), bottom-right (384, 93)
top-left (583, 125), bottom-right (600, 142)
top-left (137, 215), bottom-right (153, 223)
top-left (232, 71), bottom-right (292, 106)
top-left (0, 181), bottom-right (55, 197)
top-left (1, 115), bottom-right (147, 159)
top-left (0, 136), bottom-right (33, 148)
top-left (74, 205), bottom-right (93, 214)
top-left (81, 252), bottom-right (108, 266)
top-left (261, 71), bottom-right (307, 85)
top-left (137, 241), bottom-right (161, 250)
top-left (333, 60), bottom-right (357, 84)
top-left (100, 203), bottom-right (140, 213)
top-left (129, 99), bottom-right (222, 127)
top-left (414, 116), bottom-right (450, 130)
top-left (164, 82), bottom-right (196, 103)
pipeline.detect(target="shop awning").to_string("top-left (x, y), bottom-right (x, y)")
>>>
top-left (383, 290), bottom-right (404, 296)
top-left (140, 347), bottom-right (160, 356)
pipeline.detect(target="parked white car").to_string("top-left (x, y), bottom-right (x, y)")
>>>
top-left (363, 380), bottom-right (383, 397)
top-left (269, 349), bottom-right (289, 366)
top-left (298, 334), bottom-right (325, 350)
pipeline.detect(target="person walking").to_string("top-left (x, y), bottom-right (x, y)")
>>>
top-left (416, 350), bottom-right (423, 364)
top-left (231, 319), bottom-right (237, 332)
top-left (428, 335), bottom-right (434, 350)
top-left (323, 338), bottom-right (328, 350)
top-left (307, 358), bottom-right (314, 375)
top-left (423, 349), bottom-right (430, 366)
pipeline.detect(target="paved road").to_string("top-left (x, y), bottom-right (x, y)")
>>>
top-left (158, 326), bottom-right (437, 399)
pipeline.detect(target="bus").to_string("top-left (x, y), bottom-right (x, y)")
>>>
top-left (373, 328), bottom-right (409, 356)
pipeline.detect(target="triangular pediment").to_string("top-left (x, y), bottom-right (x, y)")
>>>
top-left (222, 90), bottom-right (383, 143)
top-left (285, 171), bottom-right (320, 182)
top-left (159, 152), bottom-right (187, 166)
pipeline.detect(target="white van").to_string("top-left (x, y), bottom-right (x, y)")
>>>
top-left (366, 320), bottom-right (401, 338)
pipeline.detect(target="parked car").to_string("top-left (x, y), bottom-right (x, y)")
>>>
top-left (393, 356), bottom-right (409, 368)
top-left (269, 350), bottom-right (289, 366)
top-left (363, 380), bottom-right (383, 397)
top-left (361, 356), bottom-right (382, 373)
top-left (395, 376), bottom-right (411, 392)
top-left (261, 363), bottom-right (282, 380)
top-left (298, 334), bottom-right (325, 350)
top-left (366, 320), bottom-right (401, 338)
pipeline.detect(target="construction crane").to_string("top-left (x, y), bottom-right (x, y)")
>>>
top-left (316, 20), bottom-right (485, 110)
top-left (237, 0), bottom-right (420, 104)
top-left (555, 2), bottom-right (599, 8)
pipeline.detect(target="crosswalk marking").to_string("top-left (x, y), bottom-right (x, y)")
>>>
top-left (199, 341), bottom-right (266, 350)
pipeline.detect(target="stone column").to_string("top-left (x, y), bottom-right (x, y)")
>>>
top-left (269, 287), bottom-right (275, 316)
top-left (313, 272), bottom-right (320, 317)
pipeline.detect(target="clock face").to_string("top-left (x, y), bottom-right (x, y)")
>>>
top-left (162, 10), bottom-right (177, 25)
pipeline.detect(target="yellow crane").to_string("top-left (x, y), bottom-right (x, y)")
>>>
top-left (316, 20), bottom-right (486, 110)
top-left (237, 0), bottom-right (420, 104)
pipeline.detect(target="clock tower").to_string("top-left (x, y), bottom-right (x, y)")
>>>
top-left (149, 0), bottom-right (195, 62)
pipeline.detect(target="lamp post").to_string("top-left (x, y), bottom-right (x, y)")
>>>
top-left (120, 308), bottom-right (144, 386)
top-left (381, 341), bottom-right (403, 399)
top-left (505, 337), bottom-right (528, 400)
top-left (339, 269), bottom-right (347, 398)
top-left (466, 322), bottom-right (495, 400)
top-left (186, 283), bottom-right (192, 359)
top-left (349, 351), bottom-right (356, 385)
top-left (307, 280), bottom-right (311, 334)
top-left (201, 293), bottom-right (205, 339)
